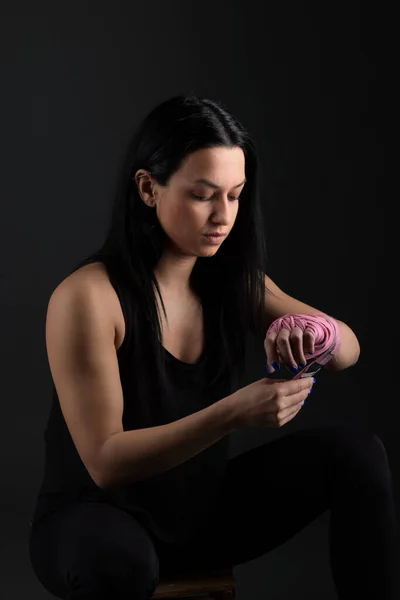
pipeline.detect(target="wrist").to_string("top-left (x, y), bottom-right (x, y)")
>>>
top-left (217, 393), bottom-right (242, 432)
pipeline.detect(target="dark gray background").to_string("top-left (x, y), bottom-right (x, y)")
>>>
top-left (1, 1), bottom-right (392, 598)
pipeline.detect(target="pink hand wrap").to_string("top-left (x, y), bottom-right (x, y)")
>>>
top-left (266, 313), bottom-right (341, 378)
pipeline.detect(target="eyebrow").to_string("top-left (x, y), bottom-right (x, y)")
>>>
top-left (192, 177), bottom-right (247, 189)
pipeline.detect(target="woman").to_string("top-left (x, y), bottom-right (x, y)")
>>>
top-left (28, 93), bottom-right (397, 599)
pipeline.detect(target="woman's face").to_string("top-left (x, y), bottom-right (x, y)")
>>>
top-left (145, 146), bottom-right (246, 257)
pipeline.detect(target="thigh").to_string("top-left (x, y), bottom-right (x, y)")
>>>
top-left (205, 425), bottom-right (344, 567)
top-left (28, 501), bottom-right (160, 599)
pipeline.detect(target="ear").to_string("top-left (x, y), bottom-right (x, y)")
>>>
top-left (134, 171), bottom-right (155, 206)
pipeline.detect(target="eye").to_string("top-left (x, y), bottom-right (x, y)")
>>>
top-left (191, 193), bottom-right (241, 202)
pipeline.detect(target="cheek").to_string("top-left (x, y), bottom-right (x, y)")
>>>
top-left (169, 202), bottom-right (200, 227)
top-left (159, 202), bottom-right (196, 237)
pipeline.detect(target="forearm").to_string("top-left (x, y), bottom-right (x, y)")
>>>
top-left (324, 319), bottom-right (360, 371)
top-left (96, 395), bottom-right (237, 488)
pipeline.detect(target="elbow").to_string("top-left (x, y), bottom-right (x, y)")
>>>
top-left (334, 321), bottom-right (361, 370)
top-left (87, 444), bottom-right (112, 490)
top-left (324, 342), bottom-right (361, 372)
top-left (353, 343), bottom-right (361, 365)
top-left (349, 333), bottom-right (361, 367)
top-left (88, 464), bottom-right (110, 490)
top-left (89, 432), bottom-right (123, 489)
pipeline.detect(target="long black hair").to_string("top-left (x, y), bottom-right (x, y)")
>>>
top-left (71, 93), bottom-right (273, 398)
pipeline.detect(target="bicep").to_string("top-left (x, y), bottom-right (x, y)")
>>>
top-left (45, 280), bottom-right (124, 485)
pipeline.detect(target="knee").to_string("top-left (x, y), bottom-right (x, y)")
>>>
top-left (68, 546), bottom-right (160, 599)
top-left (326, 423), bottom-right (393, 493)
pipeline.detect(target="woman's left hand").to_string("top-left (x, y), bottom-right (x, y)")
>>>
top-left (264, 324), bottom-right (315, 374)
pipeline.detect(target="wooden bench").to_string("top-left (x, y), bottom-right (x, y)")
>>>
top-left (152, 567), bottom-right (235, 599)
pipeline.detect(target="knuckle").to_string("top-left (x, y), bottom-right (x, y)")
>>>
top-left (276, 408), bottom-right (286, 422)
top-left (290, 330), bottom-right (302, 339)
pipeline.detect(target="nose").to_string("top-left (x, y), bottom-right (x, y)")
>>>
top-left (209, 195), bottom-right (235, 225)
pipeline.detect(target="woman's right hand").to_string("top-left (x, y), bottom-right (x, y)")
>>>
top-left (226, 376), bottom-right (315, 429)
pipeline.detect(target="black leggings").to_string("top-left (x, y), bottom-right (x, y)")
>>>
top-left (28, 423), bottom-right (398, 599)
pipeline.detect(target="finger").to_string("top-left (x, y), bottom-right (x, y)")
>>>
top-left (276, 328), bottom-right (297, 370)
top-left (278, 403), bottom-right (304, 427)
top-left (283, 386), bottom-right (312, 412)
top-left (303, 328), bottom-right (315, 355)
top-left (279, 377), bottom-right (313, 399)
top-left (264, 330), bottom-right (280, 372)
top-left (289, 325), bottom-right (307, 367)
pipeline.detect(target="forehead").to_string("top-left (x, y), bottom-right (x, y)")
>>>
top-left (178, 146), bottom-right (245, 180)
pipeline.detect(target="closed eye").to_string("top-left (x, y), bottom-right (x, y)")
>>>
top-left (191, 193), bottom-right (241, 202)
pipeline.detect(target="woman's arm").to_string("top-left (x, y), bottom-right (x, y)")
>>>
top-left (263, 274), bottom-right (360, 371)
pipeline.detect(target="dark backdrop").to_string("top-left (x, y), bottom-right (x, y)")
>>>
top-left (1, 2), bottom-right (392, 598)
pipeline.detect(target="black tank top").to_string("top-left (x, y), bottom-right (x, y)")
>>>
top-left (30, 261), bottom-right (235, 544)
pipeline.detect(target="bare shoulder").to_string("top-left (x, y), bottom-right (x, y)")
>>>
top-left (50, 261), bottom-right (125, 350)
top-left (61, 261), bottom-right (111, 289)
top-left (45, 261), bottom-right (126, 486)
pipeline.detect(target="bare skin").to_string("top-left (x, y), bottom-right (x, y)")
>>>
top-left (134, 146), bottom-right (246, 295)
top-left (45, 146), bottom-right (313, 488)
